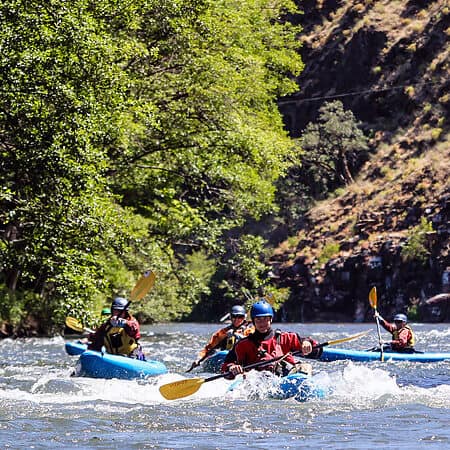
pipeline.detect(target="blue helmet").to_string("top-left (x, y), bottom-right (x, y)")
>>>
top-left (111, 297), bottom-right (129, 311)
top-left (394, 313), bottom-right (407, 322)
top-left (250, 300), bottom-right (274, 319)
top-left (231, 305), bottom-right (246, 316)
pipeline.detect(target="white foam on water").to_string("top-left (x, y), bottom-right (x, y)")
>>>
top-left (224, 370), bottom-right (284, 400)
top-left (305, 362), bottom-right (450, 411)
top-left (318, 362), bottom-right (401, 399)
top-left (155, 363), bottom-right (450, 408)
top-left (425, 328), bottom-right (450, 338)
top-left (2, 336), bottom-right (448, 412)
top-left (0, 338), bottom-right (16, 348)
top-left (0, 372), bottom-right (183, 406)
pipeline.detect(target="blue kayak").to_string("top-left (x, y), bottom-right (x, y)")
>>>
top-left (74, 350), bottom-right (168, 379)
top-left (228, 372), bottom-right (327, 402)
top-left (65, 341), bottom-right (87, 356)
top-left (320, 347), bottom-right (450, 362)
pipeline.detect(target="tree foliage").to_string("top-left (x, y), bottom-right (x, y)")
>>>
top-left (301, 100), bottom-right (369, 187)
top-left (401, 217), bottom-right (433, 265)
top-left (276, 100), bottom-right (369, 231)
top-left (0, 0), bottom-right (303, 332)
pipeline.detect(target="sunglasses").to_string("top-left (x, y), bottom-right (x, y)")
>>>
top-left (231, 314), bottom-right (245, 319)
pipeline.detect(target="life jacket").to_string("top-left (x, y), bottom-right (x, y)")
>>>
top-left (245, 329), bottom-right (288, 375)
top-left (252, 330), bottom-right (313, 376)
top-left (104, 325), bottom-right (138, 356)
top-left (392, 324), bottom-right (415, 348)
top-left (223, 322), bottom-right (253, 350)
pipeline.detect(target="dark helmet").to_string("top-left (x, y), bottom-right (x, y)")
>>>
top-left (230, 305), bottom-right (246, 316)
top-left (111, 297), bottom-right (129, 311)
top-left (250, 300), bottom-right (274, 319)
top-left (394, 313), bottom-right (407, 322)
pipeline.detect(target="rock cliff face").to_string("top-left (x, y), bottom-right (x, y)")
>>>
top-left (272, 0), bottom-right (450, 322)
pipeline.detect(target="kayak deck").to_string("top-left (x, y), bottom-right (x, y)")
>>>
top-left (228, 372), bottom-right (327, 402)
top-left (74, 350), bottom-right (168, 379)
top-left (65, 341), bottom-right (87, 356)
top-left (320, 347), bottom-right (450, 362)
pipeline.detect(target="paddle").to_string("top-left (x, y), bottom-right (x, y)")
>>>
top-left (128, 269), bottom-right (156, 303)
top-left (161, 353), bottom-right (291, 400)
top-left (317, 330), bottom-right (370, 348)
top-left (160, 331), bottom-right (370, 400)
top-left (185, 353), bottom-right (211, 373)
top-left (219, 312), bottom-right (230, 323)
top-left (66, 269), bottom-right (156, 333)
top-left (369, 286), bottom-right (384, 362)
top-left (103, 268), bottom-right (156, 316)
top-left (65, 317), bottom-right (94, 334)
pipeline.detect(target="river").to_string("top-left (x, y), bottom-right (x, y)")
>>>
top-left (1, 322), bottom-right (449, 449)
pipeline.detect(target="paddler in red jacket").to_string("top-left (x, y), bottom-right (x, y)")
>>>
top-left (221, 300), bottom-right (322, 378)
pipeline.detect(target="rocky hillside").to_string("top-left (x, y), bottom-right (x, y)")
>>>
top-left (272, 0), bottom-right (450, 322)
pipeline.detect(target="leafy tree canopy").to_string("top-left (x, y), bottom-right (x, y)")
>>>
top-left (276, 100), bottom-right (369, 231)
top-left (0, 0), bottom-right (303, 331)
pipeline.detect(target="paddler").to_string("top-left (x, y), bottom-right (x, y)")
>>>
top-left (187, 305), bottom-right (254, 372)
top-left (221, 300), bottom-right (322, 378)
top-left (88, 297), bottom-right (145, 360)
top-left (374, 312), bottom-right (416, 353)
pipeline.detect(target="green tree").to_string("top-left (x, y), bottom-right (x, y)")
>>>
top-left (103, 0), bottom-right (305, 320)
top-left (0, 0), bottom-right (304, 332)
top-left (401, 217), bottom-right (433, 265)
top-left (276, 101), bottom-right (369, 230)
top-left (301, 100), bottom-right (369, 187)
top-left (0, 0), bottom-right (149, 331)
top-left (112, 0), bottom-right (303, 244)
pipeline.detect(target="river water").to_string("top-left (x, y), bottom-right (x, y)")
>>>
top-left (1, 322), bottom-right (449, 449)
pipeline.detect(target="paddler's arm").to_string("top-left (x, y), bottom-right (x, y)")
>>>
top-left (221, 346), bottom-right (241, 379)
top-left (374, 312), bottom-right (394, 332)
top-left (197, 328), bottom-right (228, 360)
top-left (295, 334), bottom-right (323, 359)
top-left (187, 328), bottom-right (228, 371)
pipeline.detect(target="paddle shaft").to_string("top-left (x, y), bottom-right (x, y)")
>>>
top-left (369, 287), bottom-right (384, 362)
top-left (203, 352), bottom-right (291, 383)
top-left (186, 352), bottom-right (211, 373)
top-left (374, 312), bottom-right (384, 359)
top-left (186, 343), bottom-right (222, 372)
top-left (186, 331), bottom-right (231, 372)
top-left (313, 332), bottom-right (370, 349)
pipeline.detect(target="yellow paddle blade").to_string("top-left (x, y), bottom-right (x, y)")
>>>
top-left (369, 286), bottom-right (377, 309)
top-left (130, 269), bottom-right (156, 301)
top-left (65, 316), bottom-right (85, 333)
top-left (159, 378), bottom-right (205, 400)
top-left (326, 330), bottom-right (371, 347)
